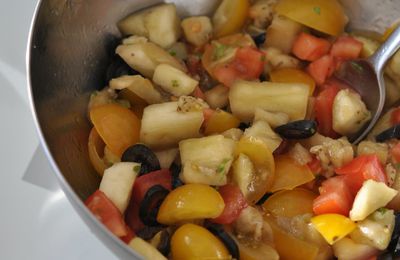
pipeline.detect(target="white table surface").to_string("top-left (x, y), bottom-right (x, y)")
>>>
top-left (0, 1), bottom-right (117, 259)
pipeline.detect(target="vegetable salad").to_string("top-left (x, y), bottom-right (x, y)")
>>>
top-left (85, 0), bottom-right (400, 259)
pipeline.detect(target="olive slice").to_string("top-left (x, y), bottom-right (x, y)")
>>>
top-left (252, 33), bottom-right (266, 47)
top-left (122, 144), bottom-right (161, 175)
top-left (156, 230), bottom-right (171, 256)
top-left (275, 120), bottom-right (317, 139)
top-left (256, 192), bottom-right (273, 205)
top-left (139, 185), bottom-right (169, 226)
top-left (105, 54), bottom-right (139, 84)
top-left (170, 163), bottom-right (184, 189)
top-left (238, 122), bottom-right (250, 131)
top-left (385, 213), bottom-right (400, 258)
top-left (136, 226), bottom-right (164, 240)
top-left (205, 223), bottom-right (240, 260)
top-left (376, 125), bottom-right (400, 143)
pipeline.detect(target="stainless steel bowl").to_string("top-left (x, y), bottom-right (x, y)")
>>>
top-left (26, 0), bottom-right (400, 259)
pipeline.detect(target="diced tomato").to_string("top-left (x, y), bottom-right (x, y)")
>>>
top-left (213, 47), bottom-right (265, 87)
top-left (202, 108), bottom-right (215, 128)
top-left (391, 108), bottom-right (400, 125)
top-left (85, 190), bottom-right (128, 237)
top-left (187, 54), bottom-right (202, 76)
top-left (125, 200), bottom-right (145, 232)
top-left (335, 155), bottom-right (387, 195)
top-left (314, 83), bottom-right (340, 138)
top-left (211, 184), bottom-right (248, 224)
top-left (292, 32), bottom-right (331, 61)
top-left (192, 86), bottom-right (205, 100)
top-left (131, 169), bottom-right (172, 203)
top-left (307, 156), bottom-right (322, 175)
top-left (330, 36), bottom-right (363, 60)
top-left (307, 55), bottom-right (335, 85)
top-left (391, 143), bottom-right (400, 163)
top-left (313, 176), bottom-right (353, 216)
top-left (120, 226), bottom-right (135, 244)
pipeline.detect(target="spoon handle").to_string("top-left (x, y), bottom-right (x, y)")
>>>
top-left (368, 25), bottom-right (400, 72)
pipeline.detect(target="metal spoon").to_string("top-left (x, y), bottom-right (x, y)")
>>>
top-left (335, 25), bottom-right (400, 144)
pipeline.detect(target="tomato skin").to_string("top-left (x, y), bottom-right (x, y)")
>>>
top-left (307, 156), bottom-right (322, 175)
top-left (391, 143), bottom-right (400, 163)
top-left (307, 55), bottom-right (335, 85)
top-left (211, 184), bottom-right (248, 224)
top-left (314, 83), bottom-right (340, 138)
top-left (313, 176), bottom-right (353, 216)
top-left (335, 155), bottom-right (387, 194)
top-left (292, 32), bottom-right (331, 61)
top-left (391, 108), bottom-right (400, 125)
top-left (330, 36), bottom-right (363, 60)
top-left (131, 169), bottom-right (172, 203)
top-left (85, 190), bottom-right (128, 237)
top-left (213, 47), bottom-right (265, 87)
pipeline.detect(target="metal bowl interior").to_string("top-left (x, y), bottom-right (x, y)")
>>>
top-left (27, 0), bottom-right (218, 258)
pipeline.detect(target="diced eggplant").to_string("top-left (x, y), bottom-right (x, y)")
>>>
top-left (248, 0), bottom-right (277, 29)
top-left (167, 42), bottom-right (188, 61)
top-left (179, 135), bottom-right (236, 186)
top-left (244, 120), bottom-right (282, 152)
top-left (333, 237), bottom-right (379, 260)
top-left (153, 64), bottom-right (198, 96)
top-left (357, 141), bottom-right (388, 165)
top-left (229, 80), bottom-right (309, 122)
top-left (140, 101), bottom-right (203, 149)
top-left (254, 108), bottom-right (289, 128)
top-left (154, 148), bottom-right (178, 170)
top-left (221, 128), bottom-right (244, 141)
top-left (118, 4), bottom-right (181, 49)
top-left (332, 89), bottom-right (371, 136)
top-left (262, 47), bottom-right (300, 74)
top-left (116, 42), bottom-right (186, 78)
top-left (204, 85), bottom-right (229, 109)
top-left (181, 16), bottom-right (213, 47)
top-left (128, 237), bottom-right (167, 260)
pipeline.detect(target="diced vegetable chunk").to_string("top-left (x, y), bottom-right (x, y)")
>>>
top-left (243, 120), bottom-right (282, 152)
top-left (311, 214), bottom-right (356, 245)
top-left (333, 237), bottom-right (379, 260)
top-left (153, 64), bottom-right (198, 96)
top-left (181, 16), bottom-right (213, 47)
top-left (292, 32), bottom-right (331, 61)
top-left (212, 0), bottom-right (249, 37)
top-left (128, 237), bottom-right (167, 260)
top-left (330, 36), bottom-right (363, 60)
top-left (204, 109), bottom-right (240, 135)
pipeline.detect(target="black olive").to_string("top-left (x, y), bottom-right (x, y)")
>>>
top-left (139, 185), bottom-right (169, 226)
top-left (157, 230), bottom-right (171, 256)
top-left (252, 33), bottom-right (266, 47)
top-left (385, 213), bottom-right (400, 258)
top-left (170, 163), bottom-right (184, 189)
top-left (136, 226), bottom-right (164, 240)
top-left (376, 125), bottom-right (400, 143)
top-left (105, 54), bottom-right (139, 84)
top-left (275, 120), bottom-right (318, 139)
top-left (256, 192), bottom-right (273, 205)
top-left (122, 144), bottom-right (161, 175)
top-left (205, 223), bottom-right (240, 260)
top-left (238, 122), bottom-right (250, 131)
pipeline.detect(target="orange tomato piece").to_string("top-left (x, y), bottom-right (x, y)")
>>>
top-left (262, 188), bottom-right (317, 217)
top-left (270, 68), bottom-right (316, 96)
top-left (275, 0), bottom-right (347, 36)
top-left (270, 155), bottom-right (315, 192)
top-left (88, 127), bottom-right (107, 176)
top-left (204, 109), bottom-right (240, 135)
top-left (118, 88), bottom-right (147, 119)
top-left (212, 0), bottom-right (250, 38)
top-left (90, 103), bottom-right (140, 157)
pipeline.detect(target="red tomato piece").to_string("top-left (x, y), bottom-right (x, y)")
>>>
top-left (335, 155), bottom-right (387, 195)
top-left (313, 176), bottom-right (353, 216)
top-left (125, 200), bottom-right (145, 232)
top-left (307, 156), bottom-right (322, 175)
top-left (391, 108), bottom-right (400, 125)
top-left (120, 226), bottom-right (135, 244)
top-left (202, 108), bottom-right (215, 128)
top-left (214, 47), bottom-right (265, 87)
top-left (307, 55), bottom-right (335, 85)
top-left (292, 32), bottom-right (331, 61)
top-left (85, 190), bottom-right (128, 237)
top-left (192, 86), bottom-right (205, 100)
top-left (314, 83), bottom-right (340, 138)
top-left (211, 184), bottom-right (248, 224)
top-left (391, 143), bottom-right (400, 163)
top-left (131, 169), bottom-right (172, 203)
top-left (330, 36), bottom-right (363, 60)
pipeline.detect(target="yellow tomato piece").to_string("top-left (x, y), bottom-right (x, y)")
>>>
top-left (88, 127), bottom-right (107, 176)
top-left (205, 109), bottom-right (240, 135)
top-left (157, 184), bottom-right (224, 225)
top-left (90, 103), bottom-right (140, 157)
top-left (266, 217), bottom-right (319, 260)
top-left (275, 0), bottom-right (347, 36)
top-left (270, 68), bottom-right (316, 96)
top-left (171, 224), bottom-right (230, 260)
top-left (239, 242), bottom-right (279, 260)
top-left (263, 188), bottom-right (317, 217)
top-left (234, 137), bottom-right (275, 203)
top-left (213, 0), bottom-right (249, 38)
top-left (118, 88), bottom-right (148, 119)
top-left (270, 155), bottom-right (315, 192)
top-left (311, 214), bottom-right (357, 245)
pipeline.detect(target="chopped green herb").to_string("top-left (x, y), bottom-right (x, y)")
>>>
top-left (260, 55), bottom-right (266, 62)
top-left (115, 99), bottom-right (131, 109)
top-left (213, 43), bottom-right (228, 61)
top-left (313, 6), bottom-right (321, 15)
top-left (169, 50), bottom-right (177, 56)
top-left (133, 165), bottom-right (141, 173)
top-left (377, 207), bottom-right (388, 215)
top-left (350, 61), bottom-right (364, 73)
top-left (216, 158), bottom-right (230, 174)
top-left (172, 79), bottom-right (180, 88)
top-left (90, 91), bottom-right (99, 99)
top-left (395, 163), bottom-right (400, 170)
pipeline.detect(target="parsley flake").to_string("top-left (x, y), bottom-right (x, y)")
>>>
top-left (172, 79), bottom-right (180, 88)
top-left (377, 207), bottom-right (388, 215)
top-left (313, 6), bottom-right (321, 15)
top-left (216, 158), bottom-right (230, 174)
top-left (169, 50), bottom-right (177, 56)
top-left (350, 61), bottom-right (364, 73)
top-left (133, 165), bottom-right (141, 173)
top-left (213, 43), bottom-right (228, 61)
